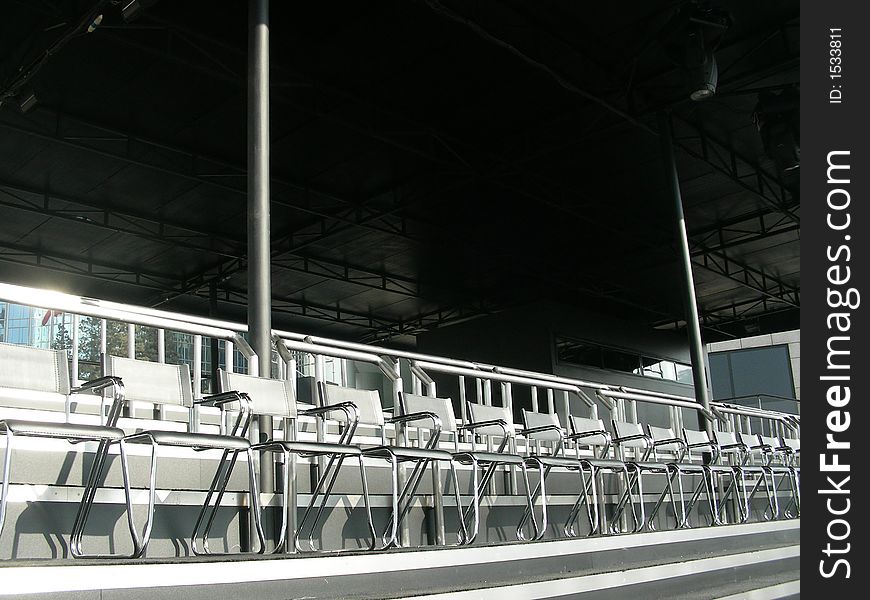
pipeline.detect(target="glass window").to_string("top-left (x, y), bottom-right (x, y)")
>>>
top-left (674, 363), bottom-right (693, 384)
top-left (601, 348), bottom-right (640, 373)
top-left (555, 338), bottom-right (602, 368)
top-left (555, 336), bottom-right (692, 385)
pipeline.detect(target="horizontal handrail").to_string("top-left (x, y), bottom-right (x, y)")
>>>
top-left (0, 281), bottom-right (795, 427)
top-left (277, 337), bottom-right (399, 381)
top-left (713, 403), bottom-right (799, 431)
top-left (597, 389), bottom-right (716, 421)
top-left (410, 359), bottom-right (598, 409)
top-left (0, 283), bottom-right (258, 374)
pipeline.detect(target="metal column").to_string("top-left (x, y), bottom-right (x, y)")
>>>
top-left (659, 112), bottom-right (713, 433)
top-left (249, 0), bottom-right (274, 497)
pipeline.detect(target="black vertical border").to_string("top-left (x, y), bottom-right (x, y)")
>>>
top-left (802, 1), bottom-right (869, 595)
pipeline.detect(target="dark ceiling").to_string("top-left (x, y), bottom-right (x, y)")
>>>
top-left (0, 0), bottom-right (799, 346)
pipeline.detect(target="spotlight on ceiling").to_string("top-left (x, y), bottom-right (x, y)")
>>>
top-left (661, 3), bottom-right (730, 102)
top-left (685, 26), bottom-right (718, 101)
top-left (16, 88), bottom-right (38, 114)
top-left (120, 0), bottom-right (143, 23)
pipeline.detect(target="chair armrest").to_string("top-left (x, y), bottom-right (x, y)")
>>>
top-left (459, 418), bottom-right (510, 437)
top-left (520, 424), bottom-right (565, 437)
top-left (301, 401), bottom-right (359, 423)
top-left (389, 411), bottom-right (442, 430)
top-left (71, 376), bottom-right (124, 395)
top-left (568, 429), bottom-right (612, 442)
top-left (613, 432), bottom-right (652, 446)
top-left (653, 437), bottom-right (688, 452)
top-left (390, 411), bottom-right (443, 448)
top-left (196, 390), bottom-right (250, 408)
top-left (71, 376), bottom-right (126, 426)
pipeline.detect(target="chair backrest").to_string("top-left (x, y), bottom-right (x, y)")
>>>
top-left (521, 409), bottom-right (564, 442)
top-left (648, 425), bottom-right (676, 443)
top-left (569, 416), bottom-right (610, 447)
top-left (219, 370), bottom-right (296, 419)
top-left (401, 392), bottom-right (457, 433)
top-left (683, 428), bottom-right (714, 456)
top-left (739, 432), bottom-right (763, 450)
top-left (0, 343), bottom-right (70, 395)
top-left (647, 425), bottom-right (683, 453)
top-left (466, 402), bottom-right (514, 437)
top-left (104, 355), bottom-right (193, 407)
top-left (713, 429), bottom-right (742, 450)
top-left (760, 435), bottom-right (783, 451)
top-left (320, 383), bottom-right (384, 427)
top-left (612, 420), bottom-right (649, 449)
top-left (782, 437), bottom-right (800, 453)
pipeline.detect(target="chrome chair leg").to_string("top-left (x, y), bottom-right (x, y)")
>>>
top-left (70, 438), bottom-right (139, 559)
top-left (460, 456), bottom-right (481, 545)
top-left (0, 429), bottom-right (14, 538)
top-left (518, 459), bottom-right (548, 540)
top-left (192, 448), bottom-right (237, 555)
top-left (449, 460), bottom-right (468, 545)
top-left (356, 454), bottom-right (377, 551)
top-left (296, 452), bottom-right (349, 552)
top-left (516, 461), bottom-right (539, 542)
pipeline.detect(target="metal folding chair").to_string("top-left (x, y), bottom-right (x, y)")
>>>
top-left (0, 343), bottom-right (137, 558)
top-left (677, 428), bottom-right (743, 527)
top-left (564, 415), bottom-right (637, 535)
top-left (713, 429), bottom-right (777, 523)
top-left (759, 434), bottom-right (800, 519)
top-left (307, 384), bottom-right (465, 550)
top-left (89, 355), bottom-right (266, 558)
top-left (456, 402), bottom-right (539, 545)
top-left (633, 424), bottom-right (688, 532)
top-left (217, 370), bottom-right (377, 553)
top-left (518, 409), bottom-right (594, 540)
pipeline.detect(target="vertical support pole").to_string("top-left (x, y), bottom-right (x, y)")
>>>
top-left (249, 0), bottom-right (274, 505)
top-left (126, 324), bottom-right (135, 359)
top-left (99, 319), bottom-right (107, 356)
top-left (391, 358), bottom-right (410, 545)
top-left (659, 111), bottom-right (713, 434)
top-left (458, 375), bottom-right (468, 442)
top-left (209, 281), bottom-right (220, 394)
top-left (314, 354), bottom-right (326, 474)
top-left (430, 374), bottom-right (445, 544)
top-left (225, 340), bottom-right (234, 373)
top-left (157, 329), bottom-right (166, 363)
top-left (191, 334), bottom-right (202, 431)
top-left (505, 382), bottom-right (517, 494)
top-left (70, 314), bottom-right (79, 387)
top-left (530, 385), bottom-right (538, 413)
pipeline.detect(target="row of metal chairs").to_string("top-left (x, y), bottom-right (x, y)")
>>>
top-left (0, 342), bottom-right (799, 559)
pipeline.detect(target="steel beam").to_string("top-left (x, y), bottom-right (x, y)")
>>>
top-left (692, 251), bottom-right (799, 307)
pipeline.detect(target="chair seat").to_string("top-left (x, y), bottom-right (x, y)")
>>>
top-left (629, 460), bottom-right (674, 471)
top-left (259, 440), bottom-right (363, 456)
top-left (127, 430), bottom-right (250, 450)
top-left (584, 457), bottom-right (628, 470)
top-left (364, 445), bottom-right (454, 462)
top-left (736, 464), bottom-right (769, 473)
top-left (674, 462), bottom-right (737, 473)
top-left (0, 419), bottom-right (124, 441)
top-left (453, 450), bottom-right (526, 465)
top-left (528, 454), bottom-right (584, 469)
